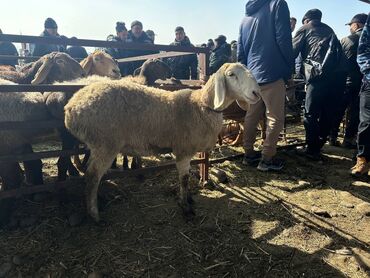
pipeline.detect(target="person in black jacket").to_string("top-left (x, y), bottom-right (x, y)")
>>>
top-left (31, 18), bottom-right (65, 57)
top-left (0, 28), bottom-right (18, 66)
top-left (209, 35), bottom-right (231, 74)
top-left (106, 22), bottom-right (129, 75)
top-left (351, 12), bottom-right (370, 176)
top-left (166, 26), bottom-right (198, 80)
top-left (125, 20), bottom-right (156, 75)
top-left (329, 14), bottom-right (367, 148)
top-left (293, 9), bottom-right (343, 160)
top-left (66, 37), bottom-right (88, 59)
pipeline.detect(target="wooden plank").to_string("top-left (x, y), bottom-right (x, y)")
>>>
top-left (0, 54), bottom-right (84, 61)
top-left (117, 51), bottom-right (194, 63)
top-left (0, 34), bottom-right (209, 53)
top-left (0, 84), bottom-right (85, 93)
top-left (0, 148), bottom-right (88, 163)
top-left (0, 120), bottom-right (63, 130)
top-left (0, 158), bottom-right (206, 200)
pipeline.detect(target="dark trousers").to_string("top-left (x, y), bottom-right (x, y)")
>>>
top-left (304, 78), bottom-right (337, 153)
top-left (330, 82), bottom-right (361, 140)
top-left (357, 81), bottom-right (370, 161)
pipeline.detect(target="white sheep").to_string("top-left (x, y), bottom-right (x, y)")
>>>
top-left (64, 63), bottom-right (261, 223)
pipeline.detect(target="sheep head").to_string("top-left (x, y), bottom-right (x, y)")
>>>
top-left (80, 51), bottom-right (121, 79)
top-left (133, 59), bottom-right (172, 85)
top-left (31, 52), bottom-right (86, 84)
top-left (211, 63), bottom-right (260, 111)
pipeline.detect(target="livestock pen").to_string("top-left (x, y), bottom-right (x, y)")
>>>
top-left (0, 34), bottom-right (368, 278)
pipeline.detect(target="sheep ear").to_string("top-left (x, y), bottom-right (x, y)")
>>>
top-left (133, 67), bottom-right (141, 76)
top-left (213, 70), bottom-right (226, 110)
top-left (236, 100), bottom-right (250, 111)
top-left (80, 55), bottom-right (93, 75)
top-left (31, 56), bottom-right (54, 84)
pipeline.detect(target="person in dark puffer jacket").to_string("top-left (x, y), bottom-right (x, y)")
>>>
top-left (0, 28), bottom-right (18, 66)
top-left (166, 26), bottom-right (198, 80)
top-left (106, 22), bottom-right (130, 76)
top-left (125, 20), bottom-right (156, 75)
top-left (209, 35), bottom-right (231, 74)
top-left (31, 18), bottom-right (65, 57)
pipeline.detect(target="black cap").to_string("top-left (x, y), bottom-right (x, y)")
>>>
top-left (302, 9), bottom-right (322, 24)
top-left (215, 35), bottom-right (227, 43)
top-left (116, 22), bottom-right (127, 32)
top-left (175, 26), bottom-right (184, 32)
top-left (131, 20), bottom-right (143, 29)
top-left (346, 13), bottom-right (368, 25)
top-left (44, 17), bottom-right (58, 29)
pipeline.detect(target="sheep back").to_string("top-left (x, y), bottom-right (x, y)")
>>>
top-left (65, 81), bottom-right (223, 157)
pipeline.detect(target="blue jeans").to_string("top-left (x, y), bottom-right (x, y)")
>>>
top-left (358, 81), bottom-right (370, 160)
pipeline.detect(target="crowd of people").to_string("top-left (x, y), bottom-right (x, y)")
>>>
top-left (238, 0), bottom-right (369, 178)
top-left (0, 1), bottom-right (369, 178)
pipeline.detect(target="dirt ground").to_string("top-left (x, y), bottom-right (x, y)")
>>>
top-left (0, 124), bottom-right (369, 278)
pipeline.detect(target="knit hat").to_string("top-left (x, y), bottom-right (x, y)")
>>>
top-left (175, 26), bottom-right (184, 32)
top-left (131, 20), bottom-right (143, 29)
top-left (116, 22), bottom-right (127, 32)
top-left (215, 35), bottom-right (227, 43)
top-left (44, 17), bottom-right (58, 29)
top-left (302, 9), bottom-right (322, 24)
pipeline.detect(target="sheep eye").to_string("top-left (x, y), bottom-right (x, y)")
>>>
top-left (226, 71), bottom-right (235, 77)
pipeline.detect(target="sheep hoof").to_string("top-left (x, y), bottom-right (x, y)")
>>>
top-left (68, 166), bottom-right (80, 177)
top-left (187, 195), bottom-right (194, 204)
top-left (179, 202), bottom-right (195, 220)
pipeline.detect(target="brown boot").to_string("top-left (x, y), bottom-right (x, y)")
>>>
top-left (350, 157), bottom-right (370, 176)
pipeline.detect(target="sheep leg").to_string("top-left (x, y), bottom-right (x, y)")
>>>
top-left (131, 156), bottom-right (142, 169)
top-left (176, 157), bottom-right (194, 218)
top-left (85, 149), bottom-right (118, 223)
top-left (122, 155), bottom-right (129, 170)
top-left (57, 129), bottom-right (80, 181)
top-left (22, 144), bottom-right (43, 185)
top-left (0, 162), bottom-right (23, 226)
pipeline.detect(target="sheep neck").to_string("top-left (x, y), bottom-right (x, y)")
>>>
top-left (197, 74), bottom-right (222, 113)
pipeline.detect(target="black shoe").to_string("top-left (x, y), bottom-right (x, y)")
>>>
top-left (257, 158), bottom-right (284, 172)
top-left (242, 152), bottom-right (261, 166)
top-left (342, 138), bottom-right (357, 149)
top-left (296, 147), bottom-right (321, 161)
top-left (329, 138), bottom-right (339, 147)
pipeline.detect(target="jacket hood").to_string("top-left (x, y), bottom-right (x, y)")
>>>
top-left (245, 0), bottom-right (271, 15)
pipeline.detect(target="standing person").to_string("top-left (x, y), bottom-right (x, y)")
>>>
top-left (329, 14), bottom-right (367, 148)
top-left (66, 37), bottom-right (88, 59)
top-left (209, 35), bottom-right (231, 74)
top-left (106, 22), bottom-right (129, 75)
top-left (31, 18), bottom-right (65, 57)
top-left (290, 17), bottom-right (297, 32)
top-left (146, 30), bottom-right (156, 43)
top-left (207, 39), bottom-right (215, 50)
top-left (230, 40), bottom-right (238, 62)
top-left (238, 0), bottom-right (293, 171)
top-left (293, 9), bottom-right (343, 160)
top-left (351, 12), bottom-right (370, 176)
top-left (166, 26), bottom-right (198, 80)
top-left (0, 28), bottom-right (18, 66)
top-left (125, 20), bottom-right (155, 75)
